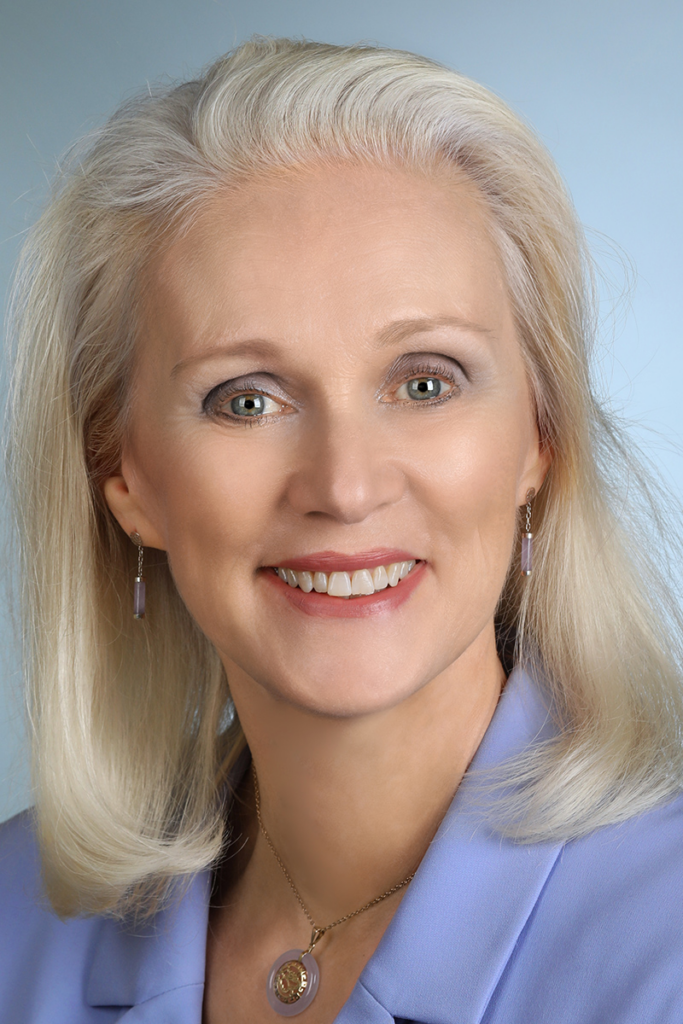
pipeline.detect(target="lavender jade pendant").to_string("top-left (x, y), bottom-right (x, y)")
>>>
top-left (133, 577), bottom-right (146, 619)
top-left (266, 949), bottom-right (320, 1016)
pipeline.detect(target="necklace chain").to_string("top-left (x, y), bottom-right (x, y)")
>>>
top-left (252, 764), bottom-right (417, 941)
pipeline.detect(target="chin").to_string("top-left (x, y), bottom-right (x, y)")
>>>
top-left (256, 651), bottom-right (437, 718)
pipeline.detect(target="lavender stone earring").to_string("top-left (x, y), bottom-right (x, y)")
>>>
top-left (521, 488), bottom-right (536, 576)
top-left (130, 532), bottom-right (146, 619)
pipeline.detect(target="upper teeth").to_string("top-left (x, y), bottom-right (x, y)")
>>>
top-left (275, 561), bottom-right (416, 597)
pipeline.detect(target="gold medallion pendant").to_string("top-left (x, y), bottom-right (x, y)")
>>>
top-left (266, 948), bottom-right (320, 1016)
top-left (253, 765), bottom-right (417, 1017)
top-left (274, 959), bottom-right (308, 1003)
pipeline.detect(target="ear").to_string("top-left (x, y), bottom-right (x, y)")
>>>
top-left (102, 473), bottom-right (166, 550)
top-left (516, 432), bottom-right (553, 507)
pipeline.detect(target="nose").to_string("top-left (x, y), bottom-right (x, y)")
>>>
top-left (284, 409), bottom-right (406, 524)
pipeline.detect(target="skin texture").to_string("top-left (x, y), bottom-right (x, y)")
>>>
top-left (104, 160), bottom-right (550, 1023)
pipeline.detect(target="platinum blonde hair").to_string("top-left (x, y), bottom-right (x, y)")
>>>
top-left (7, 37), bottom-right (683, 917)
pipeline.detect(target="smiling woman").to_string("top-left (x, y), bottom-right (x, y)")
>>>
top-left (105, 160), bottom-right (540, 720)
top-left (2, 36), bottom-right (683, 1024)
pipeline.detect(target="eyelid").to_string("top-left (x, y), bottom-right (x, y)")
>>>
top-left (377, 353), bottom-right (466, 402)
top-left (202, 373), bottom-right (279, 399)
top-left (383, 351), bottom-right (465, 379)
top-left (202, 375), bottom-right (292, 419)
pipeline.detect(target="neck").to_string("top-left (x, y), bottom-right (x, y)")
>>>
top-left (223, 624), bottom-right (504, 924)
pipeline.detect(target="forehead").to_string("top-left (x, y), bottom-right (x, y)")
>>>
top-left (142, 160), bottom-right (512, 356)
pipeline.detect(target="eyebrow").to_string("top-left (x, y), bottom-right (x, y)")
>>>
top-left (374, 314), bottom-right (493, 347)
top-left (170, 314), bottom-right (493, 379)
top-left (170, 338), bottom-right (282, 380)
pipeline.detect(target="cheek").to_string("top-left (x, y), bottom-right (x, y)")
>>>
top-left (130, 423), bottom-right (286, 616)
top-left (409, 404), bottom-right (526, 591)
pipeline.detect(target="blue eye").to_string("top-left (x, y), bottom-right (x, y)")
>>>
top-left (231, 393), bottom-right (267, 416)
top-left (397, 376), bottom-right (452, 401)
top-left (203, 384), bottom-right (286, 421)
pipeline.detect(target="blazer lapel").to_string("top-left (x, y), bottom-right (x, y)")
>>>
top-left (338, 980), bottom-right (401, 1022)
top-left (336, 667), bottom-right (564, 1024)
top-left (109, 986), bottom-right (205, 1023)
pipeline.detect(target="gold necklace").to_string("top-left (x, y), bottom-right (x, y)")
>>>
top-left (252, 764), bottom-right (417, 1016)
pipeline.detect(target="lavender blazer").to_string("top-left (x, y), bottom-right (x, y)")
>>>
top-left (2, 666), bottom-right (683, 1023)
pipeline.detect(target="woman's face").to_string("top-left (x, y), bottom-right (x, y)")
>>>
top-left (107, 160), bottom-right (548, 716)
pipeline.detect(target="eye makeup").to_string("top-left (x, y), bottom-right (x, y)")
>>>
top-left (200, 351), bottom-right (469, 424)
top-left (202, 375), bottom-right (292, 421)
top-left (378, 352), bottom-right (467, 407)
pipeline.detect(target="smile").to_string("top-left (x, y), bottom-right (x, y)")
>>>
top-left (273, 560), bottom-right (418, 598)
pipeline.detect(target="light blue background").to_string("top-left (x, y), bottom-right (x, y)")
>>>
top-left (1, 0), bottom-right (681, 822)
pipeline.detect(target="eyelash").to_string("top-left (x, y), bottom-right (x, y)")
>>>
top-left (202, 360), bottom-right (462, 424)
top-left (386, 361), bottom-right (460, 407)
top-left (202, 378), bottom-right (281, 424)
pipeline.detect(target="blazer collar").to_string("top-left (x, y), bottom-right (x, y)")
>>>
top-left (87, 667), bottom-right (561, 1024)
top-left (337, 665), bottom-right (564, 1024)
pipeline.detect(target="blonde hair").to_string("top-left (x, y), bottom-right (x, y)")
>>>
top-left (7, 37), bottom-right (683, 917)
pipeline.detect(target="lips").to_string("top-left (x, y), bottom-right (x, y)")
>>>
top-left (261, 554), bottom-right (426, 618)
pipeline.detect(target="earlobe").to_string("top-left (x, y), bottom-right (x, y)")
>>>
top-left (102, 474), bottom-right (165, 550)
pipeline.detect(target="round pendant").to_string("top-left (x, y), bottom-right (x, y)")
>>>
top-left (266, 949), bottom-right (320, 1016)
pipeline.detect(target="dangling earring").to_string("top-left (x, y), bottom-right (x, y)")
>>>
top-left (521, 488), bottom-right (536, 576)
top-left (130, 532), bottom-right (146, 619)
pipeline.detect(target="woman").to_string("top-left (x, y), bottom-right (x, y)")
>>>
top-left (1, 36), bottom-right (682, 1024)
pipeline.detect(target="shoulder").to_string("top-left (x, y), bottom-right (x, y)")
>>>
top-left (0, 810), bottom-right (110, 1024)
top-left (0, 808), bottom-right (48, 910)
top-left (0, 808), bottom-right (51, 929)
top-left (485, 792), bottom-right (683, 1024)
top-left (555, 786), bottom-right (683, 894)
top-left (0, 810), bottom-right (211, 1023)
top-left (543, 789), bottom-right (683, 937)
